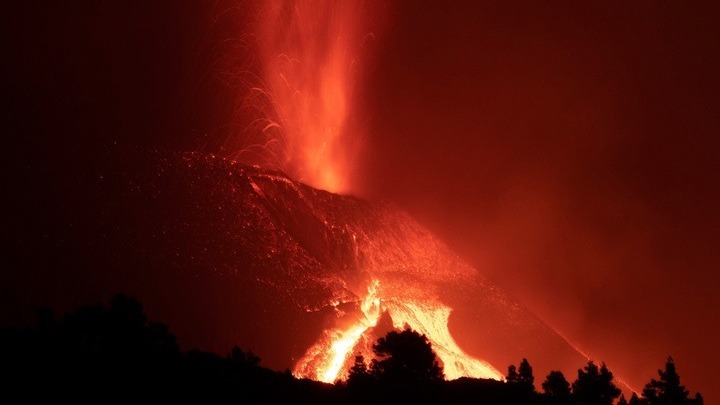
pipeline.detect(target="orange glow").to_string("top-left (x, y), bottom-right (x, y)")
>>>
top-left (293, 279), bottom-right (503, 383)
top-left (294, 279), bottom-right (381, 382)
top-left (244, 1), bottom-right (376, 193)
top-left (248, 1), bottom-right (504, 385)
top-left (384, 300), bottom-right (501, 380)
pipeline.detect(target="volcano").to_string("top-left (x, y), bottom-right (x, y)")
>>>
top-left (128, 152), bottom-right (587, 383)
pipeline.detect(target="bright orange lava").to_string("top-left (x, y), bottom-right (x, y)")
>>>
top-left (294, 280), bottom-right (381, 382)
top-left (248, 0), bottom-right (375, 193)
top-left (294, 279), bottom-right (502, 383)
top-left (249, 1), bottom-right (503, 384)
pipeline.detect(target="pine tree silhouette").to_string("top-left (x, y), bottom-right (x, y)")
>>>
top-left (543, 370), bottom-right (571, 402)
top-left (641, 357), bottom-right (702, 404)
top-left (347, 354), bottom-right (373, 390)
top-left (370, 329), bottom-right (444, 384)
top-left (518, 358), bottom-right (535, 392)
top-left (506, 364), bottom-right (519, 383)
top-left (571, 361), bottom-right (621, 405)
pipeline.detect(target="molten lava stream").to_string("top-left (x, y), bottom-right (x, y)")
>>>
top-left (293, 280), bottom-right (502, 383)
top-left (294, 280), bottom-right (381, 382)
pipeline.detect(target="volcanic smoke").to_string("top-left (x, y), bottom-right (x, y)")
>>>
top-left (228, 0), bottom-right (587, 385)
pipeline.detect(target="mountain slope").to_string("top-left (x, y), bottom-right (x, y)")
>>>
top-left (125, 152), bottom-right (587, 382)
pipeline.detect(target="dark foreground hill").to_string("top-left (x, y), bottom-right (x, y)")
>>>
top-left (0, 295), bottom-right (702, 404)
top-left (0, 295), bottom-right (570, 404)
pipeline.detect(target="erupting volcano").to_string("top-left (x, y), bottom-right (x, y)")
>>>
top-left (197, 0), bottom-right (593, 384)
top-left (144, 153), bottom-right (587, 385)
top-left (4, 0), bottom-right (716, 400)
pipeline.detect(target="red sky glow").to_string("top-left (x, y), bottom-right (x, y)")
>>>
top-left (2, 0), bottom-right (718, 401)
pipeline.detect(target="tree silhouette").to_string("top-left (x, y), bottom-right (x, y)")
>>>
top-left (641, 357), bottom-right (702, 405)
top-left (571, 361), bottom-right (621, 405)
top-left (349, 355), bottom-right (369, 379)
top-left (369, 329), bottom-right (443, 384)
top-left (507, 358), bottom-right (535, 394)
top-left (347, 354), bottom-right (373, 390)
top-left (507, 364), bottom-right (519, 383)
top-left (59, 294), bottom-right (179, 364)
top-left (228, 345), bottom-right (260, 367)
top-left (543, 370), bottom-right (571, 401)
top-left (519, 358), bottom-right (535, 391)
top-left (1, 293), bottom-right (708, 403)
top-left (629, 393), bottom-right (642, 405)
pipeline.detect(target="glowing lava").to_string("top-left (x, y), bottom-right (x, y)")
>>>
top-left (224, 0), bottom-right (574, 387)
top-left (383, 300), bottom-right (502, 381)
top-left (295, 280), bottom-right (381, 382)
top-left (293, 278), bottom-right (502, 383)
top-left (160, 154), bottom-right (592, 388)
top-left (242, 0), bottom-right (378, 193)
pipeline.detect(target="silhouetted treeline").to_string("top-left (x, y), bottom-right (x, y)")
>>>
top-left (0, 295), bottom-right (337, 402)
top-left (0, 295), bottom-right (703, 404)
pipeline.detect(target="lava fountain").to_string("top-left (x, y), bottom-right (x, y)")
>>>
top-left (241, 0), bottom-right (378, 193)
top-left (219, 0), bottom-right (585, 385)
top-left (240, 0), bottom-right (503, 383)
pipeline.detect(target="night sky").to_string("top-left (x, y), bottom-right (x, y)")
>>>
top-left (2, 0), bottom-right (718, 401)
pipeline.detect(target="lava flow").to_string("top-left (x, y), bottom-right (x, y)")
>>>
top-left (293, 277), bottom-right (502, 383)
top-left (294, 279), bottom-right (382, 383)
top-left (219, 1), bottom-right (586, 385)
top-left (233, 0), bottom-right (521, 384)
top-left (150, 153), bottom-right (589, 387)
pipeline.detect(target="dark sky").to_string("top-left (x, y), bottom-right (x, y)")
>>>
top-left (2, 0), bottom-right (718, 401)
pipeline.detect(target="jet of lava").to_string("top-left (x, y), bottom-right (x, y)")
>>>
top-left (236, 0), bottom-right (379, 193)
